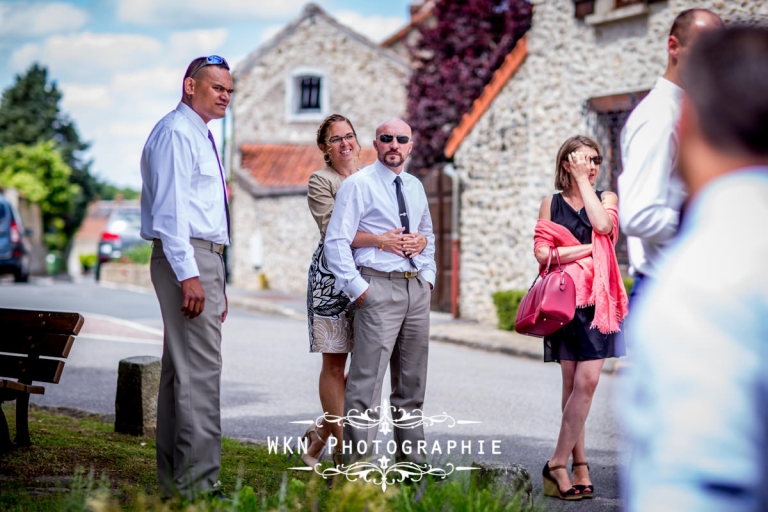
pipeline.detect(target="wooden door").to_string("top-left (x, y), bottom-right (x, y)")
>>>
top-left (411, 167), bottom-right (453, 312)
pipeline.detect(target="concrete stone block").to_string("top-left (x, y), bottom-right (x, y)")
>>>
top-left (115, 356), bottom-right (161, 437)
top-left (471, 461), bottom-right (532, 508)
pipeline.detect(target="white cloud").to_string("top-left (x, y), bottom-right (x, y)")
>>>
top-left (117, 0), bottom-right (306, 26)
top-left (260, 24), bottom-right (283, 44)
top-left (10, 32), bottom-right (163, 80)
top-left (167, 29), bottom-right (229, 64)
top-left (0, 1), bottom-right (88, 40)
top-left (112, 66), bottom-right (181, 96)
top-left (333, 11), bottom-right (407, 42)
top-left (59, 83), bottom-right (112, 110)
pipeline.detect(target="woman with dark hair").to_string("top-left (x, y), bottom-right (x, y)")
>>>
top-left (302, 114), bottom-right (426, 467)
top-left (534, 135), bottom-right (628, 500)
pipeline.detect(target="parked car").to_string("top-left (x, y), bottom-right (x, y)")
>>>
top-left (95, 206), bottom-right (148, 280)
top-left (0, 194), bottom-right (31, 282)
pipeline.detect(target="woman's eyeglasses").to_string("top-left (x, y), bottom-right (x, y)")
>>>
top-left (378, 134), bottom-right (410, 144)
top-left (589, 155), bottom-right (603, 165)
top-left (188, 55), bottom-right (230, 79)
top-left (328, 134), bottom-right (356, 145)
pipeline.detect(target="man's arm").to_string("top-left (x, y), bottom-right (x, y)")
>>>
top-left (324, 180), bottom-right (368, 301)
top-left (146, 129), bottom-right (205, 318)
top-left (413, 191), bottom-right (436, 288)
top-left (618, 119), bottom-right (680, 244)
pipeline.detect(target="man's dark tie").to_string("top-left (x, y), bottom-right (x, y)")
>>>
top-left (394, 176), bottom-right (416, 269)
top-left (207, 130), bottom-right (231, 244)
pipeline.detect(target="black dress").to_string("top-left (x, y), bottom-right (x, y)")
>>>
top-left (543, 192), bottom-right (626, 363)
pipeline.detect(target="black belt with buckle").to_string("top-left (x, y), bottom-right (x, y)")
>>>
top-left (360, 267), bottom-right (419, 279)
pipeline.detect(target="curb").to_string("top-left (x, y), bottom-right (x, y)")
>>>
top-left (97, 280), bottom-right (623, 373)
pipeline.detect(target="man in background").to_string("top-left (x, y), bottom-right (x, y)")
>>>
top-left (140, 55), bottom-right (232, 500)
top-left (618, 8), bottom-right (723, 300)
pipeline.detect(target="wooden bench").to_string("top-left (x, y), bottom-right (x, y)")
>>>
top-left (0, 308), bottom-right (83, 451)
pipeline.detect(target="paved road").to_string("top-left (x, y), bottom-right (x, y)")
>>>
top-left (1, 278), bottom-right (624, 510)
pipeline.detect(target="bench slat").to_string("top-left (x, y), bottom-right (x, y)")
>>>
top-left (0, 380), bottom-right (45, 396)
top-left (0, 356), bottom-right (65, 384)
top-left (0, 333), bottom-right (75, 358)
top-left (0, 309), bottom-right (84, 335)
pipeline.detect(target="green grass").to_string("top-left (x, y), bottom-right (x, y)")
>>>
top-left (0, 405), bottom-right (533, 511)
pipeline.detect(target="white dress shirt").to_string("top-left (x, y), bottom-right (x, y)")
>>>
top-left (618, 77), bottom-right (686, 278)
top-left (140, 102), bottom-right (229, 282)
top-left (621, 168), bottom-right (768, 512)
top-left (324, 160), bottom-right (437, 301)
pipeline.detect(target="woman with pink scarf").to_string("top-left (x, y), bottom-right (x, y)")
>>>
top-left (535, 135), bottom-right (628, 501)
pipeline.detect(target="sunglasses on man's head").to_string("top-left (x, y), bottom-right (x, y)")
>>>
top-left (378, 134), bottom-right (410, 144)
top-left (188, 55), bottom-right (230, 79)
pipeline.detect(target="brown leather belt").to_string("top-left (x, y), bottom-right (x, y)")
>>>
top-left (360, 266), bottom-right (419, 279)
top-left (152, 238), bottom-right (225, 255)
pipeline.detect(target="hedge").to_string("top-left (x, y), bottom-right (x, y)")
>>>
top-left (492, 289), bottom-right (527, 331)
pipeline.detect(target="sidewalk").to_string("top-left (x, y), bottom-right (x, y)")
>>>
top-left (226, 286), bottom-right (623, 374)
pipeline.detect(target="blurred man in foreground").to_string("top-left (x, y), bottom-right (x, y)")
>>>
top-left (622, 26), bottom-right (768, 512)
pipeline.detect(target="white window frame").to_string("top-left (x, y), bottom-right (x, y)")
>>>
top-left (285, 67), bottom-right (329, 122)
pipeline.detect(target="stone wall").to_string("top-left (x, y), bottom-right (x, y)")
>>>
top-left (232, 14), bottom-right (410, 149)
top-left (230, 180), bottom-right (318, 293)
top-left (229, 8), bottom-right (411, 294)
top-left (453, 0), bottom-right (768, 324)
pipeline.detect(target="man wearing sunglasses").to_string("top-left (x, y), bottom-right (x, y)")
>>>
top-left (324, 119), bottom-right (436, 466)
top-left (140, 55), bottom-right (233, 500)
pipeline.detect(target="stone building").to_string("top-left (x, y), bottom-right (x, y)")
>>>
top-left (229, 3), bottom-right (411, 293)
top-left (444, 0), bottom-right (768, 324)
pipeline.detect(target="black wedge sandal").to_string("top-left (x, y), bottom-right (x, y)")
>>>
top-left (571, 461), bottom-right (594, 499)
top-left (542, 461), bottom-right (582, 500)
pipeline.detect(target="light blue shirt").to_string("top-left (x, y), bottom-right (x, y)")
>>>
top-left (324, 160), bottom-right (437, 300)
top-left (621, 168), bottom-right (768, 512)
top-left (140, 102), bottom-right (229, 281)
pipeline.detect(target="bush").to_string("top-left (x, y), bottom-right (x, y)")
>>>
top-left (623, 276), bottom-right (634, 296)
top-left (79, 253), bottom-right (96, 270)
top-left (123, 243), bottom-right (152, 265)
top-left (492, 290), bottom-right (527, 331)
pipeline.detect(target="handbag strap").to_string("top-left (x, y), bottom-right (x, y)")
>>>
top-left (528, 246), bottom-right (557, 290)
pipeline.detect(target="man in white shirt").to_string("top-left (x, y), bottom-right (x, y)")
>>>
top-left (623, 26), bottom-right (768, 511)
top-left (325, 119), bottom-right (436, 465)
top-left (618, 9), bottom-right (723, 297)
top-left (140, 55), bottom-right (233, 500)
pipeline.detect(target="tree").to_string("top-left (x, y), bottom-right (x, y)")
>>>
top-left (406, 0), bottom-right (532, 171)
top-left (0, 142), bottom-right (79, 250)
top-left (0, 64), bottom-right (97, 239)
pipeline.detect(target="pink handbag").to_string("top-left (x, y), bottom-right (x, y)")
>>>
top-left (515, 247), bottom-right (576, 337)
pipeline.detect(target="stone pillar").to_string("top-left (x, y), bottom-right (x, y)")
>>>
top-left (115, 356), bottom-right (161, 437)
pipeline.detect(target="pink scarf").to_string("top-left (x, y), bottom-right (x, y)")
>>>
top-left (533, 204), bottom-right (628, 334)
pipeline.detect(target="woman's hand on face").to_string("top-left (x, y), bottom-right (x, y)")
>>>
top-left (568, 151), bottom-right (593, 183)
top-left (404, 233), bottom-right (427, 257)
top-left (380, 227), bottom-right (406, 257)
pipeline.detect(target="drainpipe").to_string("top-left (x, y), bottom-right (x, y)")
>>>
top-left (443, 163), bottom-right (460, 318)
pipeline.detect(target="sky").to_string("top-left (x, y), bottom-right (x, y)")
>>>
top-left (0, 0), bottom-right (414, 189)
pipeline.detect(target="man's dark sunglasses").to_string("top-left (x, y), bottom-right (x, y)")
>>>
top-left (188, 55), bottom-right (230, 79)
top-left (378, 134), bottom-right (410, 144)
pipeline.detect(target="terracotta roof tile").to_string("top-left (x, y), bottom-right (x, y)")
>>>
top-left (381, 8), bottom-right (433, 48)
top-left (444, 35), bottom-right (528, 159)
top-left (240, 144), bottom-right (378, 188)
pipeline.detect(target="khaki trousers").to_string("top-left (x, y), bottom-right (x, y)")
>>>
top-left (150, 243), bottom-right (225, 499)
top-left (343, 271), bottom-right (431, 464)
